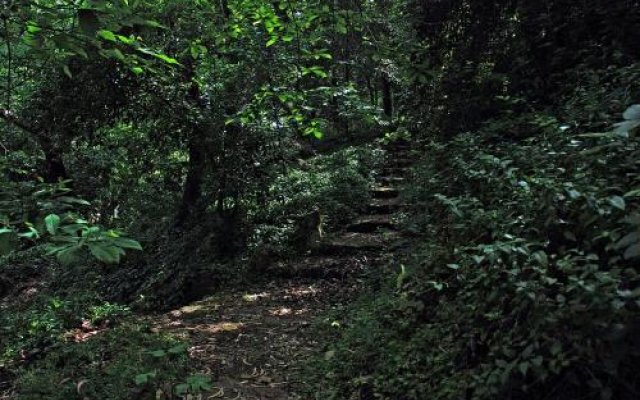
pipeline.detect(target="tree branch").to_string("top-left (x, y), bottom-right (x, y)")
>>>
top-left (0, 108), bottom-right (41, 135)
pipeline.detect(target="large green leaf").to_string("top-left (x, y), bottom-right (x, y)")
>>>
top-left (52, 244), bottom-right (83, 266)
top-left (624, 243), bottom-right (640, 259)
top-left (608, 196), bottom-right (626, 211)
top-left (112, 237), bottom-right (143, 250)
top-left (622, 104), bottom-right (640, 121)
top-left (97, 30), bottom-right (117, 42)
top-left (44, 214), bottom-right (61, 235)
top-left (88, 243), bottom-right (124, 264)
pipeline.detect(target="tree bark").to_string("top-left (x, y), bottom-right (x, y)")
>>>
top-left (381, 75), bottom-right (393, 119)
top-left (176, 61), bottom-right (208, 225)
top-left (177, 136), bottom-right (206, 223)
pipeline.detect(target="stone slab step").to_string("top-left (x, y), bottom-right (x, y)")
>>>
top-left (383, 138), bottom-right (411, 148)
top-left (367, 198), bottom-right (405, 214)
top-left (381, 167), bottom-right (409, 177)
top-left (385, 148), bottom-right (413, 156)
top-left (371, 186), bottom-right (399, 199)
top-left (377, 176), bottom-right (405, 185)
top-left (388, 158), bottom-right (414, 168)
top-left (347, 214), bottom-right (395, 233)
top-left (321, 232), bottom-right (402, 253)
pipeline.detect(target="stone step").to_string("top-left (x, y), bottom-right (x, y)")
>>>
top-left (384, 149), bottom-right (412, 155)
top-left (347, 214), bottom-right (395, 233)
top-left (383, 138), bottom-right (411, 148)
top-left (387, 158), bottom-right (413, 168)
top-left (377, 176), bottom-right (405, 185)
top-left (367, 198), bottom-right (405, 214)
top-left (380, 167), bottom-right (409, 177)
top-left (265, 255), bottom-right (364, 279)
top-left (321, 232), bottom-right (402, 254)
top-left (371, 186), bottom-right (399, 199)
top-left (385, 155), bottom-right (413, 164)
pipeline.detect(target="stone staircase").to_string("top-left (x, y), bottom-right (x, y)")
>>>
top-left (323, 139), bottom-right (415, 254)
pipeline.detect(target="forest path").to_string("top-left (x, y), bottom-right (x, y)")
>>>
top-left (153, 140), bottom-right (414, 399)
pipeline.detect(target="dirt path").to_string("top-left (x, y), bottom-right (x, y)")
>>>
top-left (154, 141), bottom-right (414, 399)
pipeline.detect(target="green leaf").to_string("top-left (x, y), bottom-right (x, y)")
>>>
top-left (532, 250), bottom-right (548, 267)
top-left (624, 244), bottom-right (640, 259)
top-left (615, 232), bottom-right (639, 250)
top-left (186, 375), bottom-right (212, 392)
top-left (266, 36), bottom-right (278, 47)
top-left (97, 30), bottom-right (117, 42)
top-left (18, 227), bottom-right (40, 240)
top-left (472, 255), bottom-right (485, 265)
top-left (623, 104), bottom-right (640, 120)
top-left (153, 53), bottom-right (180, 65)
top-left (26, 23), bottom-right (42, 34)
top-left (190, 44), bottom-right (200, 59)
top-left (63, 65), bottom-right (73, 79)
top-left (88, 243), bottom-right (123, 264)
top-left (396, 264), bottom-right (407, 289)
top-left (608, 196), bottom-right (626, 211)
top-left (44, 214), bottom-right (61, 235)
top-left (518, 362), bottom-right (529, 375)
top-left (614, 120), bottom-right (640, 136)
top-left (550, 342), bottom-right (562, 356)
top-left (131, 66), bottom-right (144, 75)
top-left (148, 349), bottom-right (166, 358)
top-left (134, 372), bottom-right (156, 385)
top-left (54, 244), bottom-right (83, 265)
top-left (311, 68), bottom-right (328, 78)
top-left (624, 189), bottom-right (640, 198)
top-left (531, 356), bottom-right (544, 367)
top-left (58, 196), bottom-right (91, 206)
top-left (116, 35), bottom-right (135, 45)
top-left (111, 49), bottom-right (126, 61)
top-left (112, 237), bottom-right (143, 250)
top-left (168, 344), bottom-right (188, 355)
top-left (174, 383), bottom-right (189, 395)
top-left (142, 20), bottom-right (166, 29)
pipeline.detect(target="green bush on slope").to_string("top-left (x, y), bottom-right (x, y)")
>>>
top-left (311, 103), bottom-right (640, 399)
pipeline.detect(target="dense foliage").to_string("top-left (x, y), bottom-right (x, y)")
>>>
top-left (311, 1), bottom-right (640, 399)
top-left (1, 0), bottom-right (639, 398)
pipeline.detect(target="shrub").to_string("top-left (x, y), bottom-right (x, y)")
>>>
top-left (311, 103), bottom-right (640, 399)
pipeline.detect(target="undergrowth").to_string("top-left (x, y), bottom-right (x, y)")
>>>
top-left (309, 78), bottom-right (640, 398)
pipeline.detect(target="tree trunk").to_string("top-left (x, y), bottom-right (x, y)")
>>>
top-left (42, 148), bottom-right (68, 183)
top-left (176, 62), bottom-right (208, 225)
top-left (381, 75), bottom-right (393, 119)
